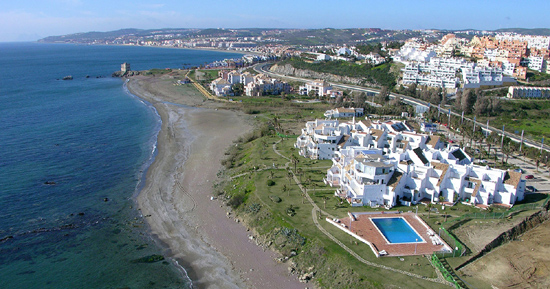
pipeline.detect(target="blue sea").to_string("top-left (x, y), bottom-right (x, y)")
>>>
top-left (0, 42), bottom-right (242, 289)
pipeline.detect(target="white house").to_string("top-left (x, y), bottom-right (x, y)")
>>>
top-left (324, 107), bottom-right (364, 119)
top-left (210, 78), bottom-right (232, 96)
top-left (299, 79), bottom-right (332, 97)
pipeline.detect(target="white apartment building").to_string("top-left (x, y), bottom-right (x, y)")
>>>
top-left (210, 78), bottom-right (232, 96)
top-left (299, 79), bottom-right (332, 97)
top-left (495, 33), bottom-right (550, 50)
top-left (462, 66), bottom-right (517, 89)
top-left (507, 86), bottom-right (550, 99)
top-left (526, 56), bottom-right (546, 72)
top-left (319, 133), bottom-right (525, 209)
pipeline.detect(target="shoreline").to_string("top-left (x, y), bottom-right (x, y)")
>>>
top-left (126, 74), bottom-right (305, 288)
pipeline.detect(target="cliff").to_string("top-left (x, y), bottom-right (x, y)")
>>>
top-left (270, 63), bottom-right (370, 86)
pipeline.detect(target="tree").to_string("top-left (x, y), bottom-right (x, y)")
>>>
top-left (429, 89), bottom-right (441, 105)
top-left (378, 86), bottom-right (390, 104)
top-left (390, 94), bottom-right (402, 107)
top-left (461, 89), bottom-right (476, 114)
top-left (283, 184), bottom-right (289, 196)
top-left (473, 95), bottom-right (489, 116)
top-left (501, 142), bottom-right (514, 164)
top-left (454, 90), bottom-right (463, 111)
top-left (290, 155), bottom-right (299, 173)
top-left (355, 92), bottom-right (367, 106)
top-left (231, 83), bottom-right (244, 96)
top-left (287, 170), bottom-right (293, 186)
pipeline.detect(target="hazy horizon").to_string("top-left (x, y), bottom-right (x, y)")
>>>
top-left (2, 0), bottom-right (550, 42)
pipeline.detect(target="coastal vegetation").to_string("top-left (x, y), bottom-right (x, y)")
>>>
top-left (277, 57), bottom-right (398, 88)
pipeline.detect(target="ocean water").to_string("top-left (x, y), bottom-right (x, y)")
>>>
top-left (0, 42), bottom-right (242, 289)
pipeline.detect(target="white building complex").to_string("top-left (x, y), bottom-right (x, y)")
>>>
top-left (495, 33), bottom-right (550, 50)
top-left (295, 118), bottom-right (526, 209)
top-left (507, 86), bottom-right (550, 99)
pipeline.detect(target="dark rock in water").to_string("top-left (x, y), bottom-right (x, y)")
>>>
top-left (16, 270), bottom-right (36, 275)
top-left (104, 198), bottom-right (109, 202)
top-left (44, 181), bottom-right (57, 185)
top-left (62, 75), bottom-right (73, 80)
top-left (0, 235), bottom-right (14, 243)
top-left (131, 254), bottom-right (165, 263)
top-left (85, 75), bottom-right (90, 78)
top-left (77, 212), bottom-right (85, 216)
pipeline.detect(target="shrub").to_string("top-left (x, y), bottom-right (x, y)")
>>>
top-left (227, 194), bottom-right (245, 208)
top-left (267, 180), bottom-right (275, 186)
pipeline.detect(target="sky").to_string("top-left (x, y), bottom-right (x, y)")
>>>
top-left (1, 0), bottom-right (550, 42)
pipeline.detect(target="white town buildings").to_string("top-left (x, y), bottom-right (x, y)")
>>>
top-left (295, 118), bottom-right (526, 209)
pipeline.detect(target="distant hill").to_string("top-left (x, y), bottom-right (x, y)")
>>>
top-left (495, 28), bottom-right (550, 36)
top-left (39, 28), bottom-right (197, 43)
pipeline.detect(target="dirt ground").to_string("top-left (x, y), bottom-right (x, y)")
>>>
top-left (459, 220), bottom-right (550, 289)
top-left (452, 216), bottom-right (527, 253)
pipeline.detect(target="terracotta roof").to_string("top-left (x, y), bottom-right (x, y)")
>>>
top-left (388, 171), bottom-right (403, 189)
top-left (425, 135), bottom-right (441, 148)
top-left (370, 129), bottom-right (384, 138)
top-left (338, 135), bottom-right (350, 147)
top-left (470, 178), bottom-right (482, 198)
top-left (336, 107), bottom-right (356, 113)
top-left (432, 162), bottom-right (449, 186)
top-left (503, 170), bottom-right (522, 189)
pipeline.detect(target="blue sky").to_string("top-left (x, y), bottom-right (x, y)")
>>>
top-left (1, 0), bottom-right (549, 42)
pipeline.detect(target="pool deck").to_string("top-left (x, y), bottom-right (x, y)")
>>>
top-left (328, 212), bottom-right (451, 257)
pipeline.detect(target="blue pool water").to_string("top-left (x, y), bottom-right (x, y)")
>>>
top-left (371, 218), bottom-right (423, 244)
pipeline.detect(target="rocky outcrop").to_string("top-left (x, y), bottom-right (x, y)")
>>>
top-left (270, 63), bottom-right (372, 86)
top-left (112, 70), bottom-right (141, 77)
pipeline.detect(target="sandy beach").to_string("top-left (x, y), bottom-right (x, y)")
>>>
top-left (127, 74), bottom-right (305, 289)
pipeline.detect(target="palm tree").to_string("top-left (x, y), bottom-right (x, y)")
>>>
top-left (501, 142), bottom-right (513, 165)
top-left (297, 168), bottom-right (303, 183)
top-left (290, 155), bottom-right (299, 173)
top-left (283, 184), bottom-right (289, 196)
top-left (286, 170), bottom-right (293, 186)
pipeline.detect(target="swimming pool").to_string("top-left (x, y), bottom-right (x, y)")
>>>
top-left (371, 217), bottom-right (423, 244)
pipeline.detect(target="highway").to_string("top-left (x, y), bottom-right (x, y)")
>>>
top-left (253, 63), bottom-right (550, 152)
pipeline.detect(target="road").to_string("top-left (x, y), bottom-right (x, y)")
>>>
top-left (253, 63), bottom-right (550, 153)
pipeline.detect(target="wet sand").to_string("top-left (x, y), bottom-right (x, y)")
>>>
top-left (127, 74), bottom-right (305, 289)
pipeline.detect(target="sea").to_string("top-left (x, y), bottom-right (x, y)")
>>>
top-left (0, 42), bottom-right (242, 289)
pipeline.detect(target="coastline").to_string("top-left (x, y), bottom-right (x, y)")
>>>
top-left (126, 74), bottom-right (304, 288)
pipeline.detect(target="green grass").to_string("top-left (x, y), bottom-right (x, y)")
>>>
top-left (219, 118), bottom-right (449, 288)
top-left (477, 99), bottom-right (550, 140)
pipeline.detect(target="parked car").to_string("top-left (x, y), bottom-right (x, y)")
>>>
top-left (514, 168), bottom-right (524, 173)
top-left (525, 175), bottom-right (535, 179)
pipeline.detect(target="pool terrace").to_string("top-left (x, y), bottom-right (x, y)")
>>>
top-left (328, 212), bottom-right (451, 257)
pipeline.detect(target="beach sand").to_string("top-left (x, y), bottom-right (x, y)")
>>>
top-left (127, 74), bottom-right (304, 289)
